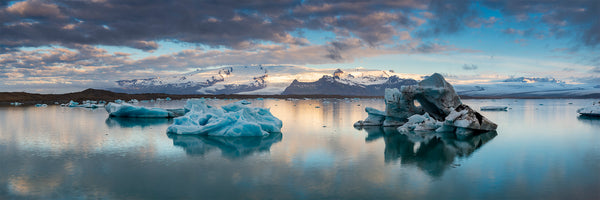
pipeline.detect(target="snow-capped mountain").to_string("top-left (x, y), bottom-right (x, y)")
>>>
top-left (454, 77), bottom-right (600, 98)
top-left (281, 69), bottom-right (418, 96)
top-left (109, 65), bottom-right (422, 95)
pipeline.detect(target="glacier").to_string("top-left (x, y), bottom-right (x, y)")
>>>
top-left (355, 73), bottom-right (498, 135)
top-left (105, 102), bottom-right (185, 118)
top-left (167, 99), bottom-right (283, 136)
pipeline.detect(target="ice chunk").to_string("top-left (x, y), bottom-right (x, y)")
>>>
top-left (105, 102), bottom-right (183, 118)
top-left (167, 99), bottom-right (283, 136)
top-left (577, 102), bottom-right (600, 117)
top-left (444, 105), bottom-right (497, 131)
top-left (61, 100), bottom-right (80, 107)
top-left (397, 113), bottom-right (442, 132)
top-left (354, 107), bottom-right (386, 126)
top-left (480, 106), bottom-right (508, 111)
top-left (35, 104), bottom-right (47, 107)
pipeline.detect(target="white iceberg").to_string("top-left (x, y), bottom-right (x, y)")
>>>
top-left (480, 106), bottom-right (508, 111)
top-left (397, 113), bottom-right (443, 132)
top-left (167, 99), bottom-right (283, 136)
top-left (105, 102), bottom-right (184, 118)
top-left (577, 102), bottom-right (600, 117)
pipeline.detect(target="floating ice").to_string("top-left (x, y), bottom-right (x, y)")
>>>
top-left (167, 99), bottom-right (283, 136)
top-left (10, 102), bottom-right (23, 106)
top-left (480, 106), bottom-right (508, 111)
top-left (397, 113), bottom-right (443, 132)
top-left (577, 102), bottom-right (600, 117)
top-left (105, 102), bottom-right (185, 118)
top-left (35, 104), bottom-right (47, 107)
top-left (355, 73), bottom-right (497, 135)
top-left (61, 100), bottom-right (80, 107)
top-left (354, 107), bottom-right (386, 126)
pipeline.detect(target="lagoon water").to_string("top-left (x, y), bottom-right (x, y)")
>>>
top-left (0, 99), bottom-right (599, 199)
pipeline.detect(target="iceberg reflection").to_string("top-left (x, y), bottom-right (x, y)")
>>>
top-left (358, 127), bottom-right (497, 177)
top-left (168, 132), bottom-right (282, 159)
top-left (105, 117), bottom-right (173, 128)
top-left (577, 115), bottom-right (600, 128)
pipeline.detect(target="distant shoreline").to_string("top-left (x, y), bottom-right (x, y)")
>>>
top-left (0, 88), bottom-right (599, 105)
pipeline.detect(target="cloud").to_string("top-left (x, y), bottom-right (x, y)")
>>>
top-left (6, 0), bottom-right (64, 18)
top-left (0, 0), bottom-right (428, 51)
top-left (462, 64), bottom-right (478, 70)
top-left (482, 0), bottom-right (600, 47)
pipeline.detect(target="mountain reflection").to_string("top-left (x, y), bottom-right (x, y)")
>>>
top-left (168, 132), bottom-right (282, 159)
top-left (358, 126), bottom-right (497, 177)
top-left (105, 117), bottom-right (173, 128)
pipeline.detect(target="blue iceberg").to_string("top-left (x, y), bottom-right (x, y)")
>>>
top-left (105, 102), bottom-right (185, 118)
top-left (167, 99), bottom-right (283, 136)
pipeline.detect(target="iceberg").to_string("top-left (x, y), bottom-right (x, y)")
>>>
top-left (577, 102), bottom-right (600, 117)
top-left (355, 73), bottom-right (497, 135)
top-left (105, 102), bottom-right (185, 118)
top-left (167, 99), bottom-right (283, 136)
top-left (35, 104), bottom-right (48, 107)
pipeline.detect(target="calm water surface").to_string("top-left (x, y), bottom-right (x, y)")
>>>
top-left (0, 99), bottom-right (599, 199)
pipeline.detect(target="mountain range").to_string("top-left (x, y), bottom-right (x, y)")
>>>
top-left (108, 65), bottom-right (600, 98)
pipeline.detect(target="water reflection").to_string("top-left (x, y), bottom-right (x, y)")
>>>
top-left (105, 117), bottom-right (173, 128)
top-left (359, 126), bottom-right (497, 177)
top-left (168, 132), bottom-right (282, 159)
top-left (577, 115), bottom-right (600, 128)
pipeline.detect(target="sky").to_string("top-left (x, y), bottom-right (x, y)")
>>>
top-left (0, 0), bottom-right (598, 93)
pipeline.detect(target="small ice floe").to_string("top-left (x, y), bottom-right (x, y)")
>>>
top-left (114, 99), bottom-right (124, 104)
top-left (165, 97), bottom-right (172, 101)
top-left (105, 102), bottom-right (185, 118)
top-left (577, 101), bottom-right (600, 117)
top-left (35, 104), bottom-right (47, 107)
top-left (61, 100), bottom-right (80, 107)
top-left (82, 103), bottom-right (104, 108)
top-left (10, 102), bottom-right (23, 106)
top-left (167, 99), bottom-right (282, 136)
top-left (128, 99), bottom-right (139, 104)
top-left (480, 106), bottom-right (508, 111)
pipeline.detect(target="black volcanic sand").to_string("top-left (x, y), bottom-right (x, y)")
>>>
top-left (1, 88), bottom-right (599, 106)
top-left (0, 89), bottom-right (380, 105)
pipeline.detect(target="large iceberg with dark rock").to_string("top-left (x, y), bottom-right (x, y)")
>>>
top-left (167, 99), bottom-right (282, 136)
top-left (105, 102), bottom-right (185, 118)
top-left (355, 73), bottom-right (497, 135)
